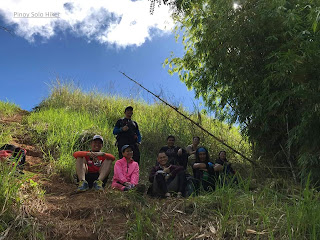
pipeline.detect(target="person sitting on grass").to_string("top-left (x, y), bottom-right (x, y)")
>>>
top-left (73, 135), bottom-right (115, 192)
top-left (159, 135), bottom-right (188, 169)
top-left (112, 145), bottom-right (140, 191)
top-left (215, 150), bottom-right (237, 185)
top-left (186, 136), bottom-right (200, 163)
top-left (148, 151), bottom-right (186, 198)
top-left (192, 147), bottom-right (223, 193)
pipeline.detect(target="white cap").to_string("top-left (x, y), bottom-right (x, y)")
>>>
top-left (92, 135), bottom-right (104, 143)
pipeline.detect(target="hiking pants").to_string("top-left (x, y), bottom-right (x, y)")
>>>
top-left (152, 171), bottom-right (186, 196)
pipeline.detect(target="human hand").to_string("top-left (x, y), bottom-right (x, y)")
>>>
top-left (124, 182), bottom-right (131, 187)
top-left (178, 148), bottom-right (182, 156)
top-left (214, 164), bottom-right (223, 171)
top-left (122, 125), bottom-right (129, 132)
top-left (87, 152), bottom-right (100, 160)
top-left (163, 165), bottom-right (171, 173)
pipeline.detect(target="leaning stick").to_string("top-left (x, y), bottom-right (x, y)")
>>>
top-left (120, 71), bottom-right (255, 165)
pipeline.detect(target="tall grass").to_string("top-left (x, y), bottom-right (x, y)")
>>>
top-left (0, 101), bottom-right (20, 118)
top-left (0, 101), bottom-right (21, 145)
top-left (27, 82), bottom-right (250, 181)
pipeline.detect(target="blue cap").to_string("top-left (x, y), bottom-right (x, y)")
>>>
top-left (121, 145), bottom-right (132, 153)
top-left (198, 147), bottom-right (206, 153)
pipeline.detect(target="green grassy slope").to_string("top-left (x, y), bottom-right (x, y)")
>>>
top-left (1, 84), bottom-right (320, 239)
top-left (26, 83), bottom-right (250, 180)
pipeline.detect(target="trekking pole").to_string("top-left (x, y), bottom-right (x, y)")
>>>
top-left (120, 71), bottom-right (255, 165)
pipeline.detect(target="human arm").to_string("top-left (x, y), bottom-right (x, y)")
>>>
top-left (149, 166), bottom-right (158, 183)
top-left (192, 162), bottom-right (207, 170)
top-left (130, 163), bottom-right (139, 185)
top-left (168, 165), bottom-right (184, 178)
top-left (136, 129), bottom-right (141, 143)
top-left (113, 161), bottom-right (127, 184)
top-left (73, 151), bottom-right (115, 161)
top-left (113, 119), bottom-right (128, 135)
top-left (214, 163), bottom-right (223, 172)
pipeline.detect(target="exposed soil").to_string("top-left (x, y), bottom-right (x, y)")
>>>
top-left (3, 111), bottom-right (215, 240)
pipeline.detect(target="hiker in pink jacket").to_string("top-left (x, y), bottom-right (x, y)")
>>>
top-left (112, 145), bottom-right (139, 191)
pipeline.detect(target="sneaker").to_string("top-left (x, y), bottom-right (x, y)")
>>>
top-left (164, 192), bottom-right (171, 198)
top-left (93, 179), bottom-right (104, 191)
top-left (77, 180), bottom-right (89, 192)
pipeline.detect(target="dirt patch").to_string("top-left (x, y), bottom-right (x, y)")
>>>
top-left (4, 111), bottom-right (215, 240)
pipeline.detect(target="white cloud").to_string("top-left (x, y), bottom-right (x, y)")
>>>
top-left (0, 0), bottom-right (174, 47)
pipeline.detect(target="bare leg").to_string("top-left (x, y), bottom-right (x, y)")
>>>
top-left (98, 160), bottom-right (112, 181)
top-left (76, 157), bottom-right (87, 181)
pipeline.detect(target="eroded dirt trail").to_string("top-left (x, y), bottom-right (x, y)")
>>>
top-left (4, 112), bottom-right (128, 240)
top-left (2, 111), bottom-right (212, 240)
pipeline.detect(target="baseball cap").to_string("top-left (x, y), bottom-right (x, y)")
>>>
top-left (121, 144), bottom-right (132, 153)
top-left (92, 135), bottom-right (104, 143)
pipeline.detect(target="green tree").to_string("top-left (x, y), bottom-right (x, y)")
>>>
top-left (166, 0), bottom-right (320, 182)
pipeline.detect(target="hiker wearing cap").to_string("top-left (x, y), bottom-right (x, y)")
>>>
top-left (113, 106), bottom-right (141, 164)
top-left (192, 147), bottom-right (223, 193)
top-left (148, 151), bottom-right (186, 198)
top-left (112, 145), bottom-right (140, 191)
top-left (73, 135), bottom-right (115, 192)
top-left (159, 135), bottom-right (188, 169)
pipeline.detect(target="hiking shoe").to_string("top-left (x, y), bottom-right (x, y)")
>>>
top-left (93, 179), bottom-right (104, 191)
top-left (77, 180), bottom-right (89, 192)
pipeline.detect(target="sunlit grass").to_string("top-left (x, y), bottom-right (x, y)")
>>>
top-left (27, 82), bottom-right (250, 181)
top-left (0, 101), bottom-right (20, 118)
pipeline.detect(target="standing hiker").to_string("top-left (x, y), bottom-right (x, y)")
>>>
top-left (113, 106), bottom-right (141, 164)
top-left (73, 135), bottom-right (115, 192)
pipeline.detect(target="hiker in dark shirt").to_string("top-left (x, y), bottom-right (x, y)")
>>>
top-left (148, 151), bottom-right (186, 198)
top-left (192, 147), bottom-right (223, 192)
top-left (113, 106), bottom-right (141, 164)
top-left (159, 135), bottom-right (188, 169)
top-left (215, 150), bottom-right (237, 185)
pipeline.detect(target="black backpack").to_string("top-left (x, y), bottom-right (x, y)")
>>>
top-left (0, 144), bottom-right (26, 168)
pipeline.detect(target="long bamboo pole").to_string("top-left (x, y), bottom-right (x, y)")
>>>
top-left (120, 71), bottom-right (255, 165)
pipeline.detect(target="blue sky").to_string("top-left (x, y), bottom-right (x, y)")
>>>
top-left (0, 0), bottom-right (203, 112)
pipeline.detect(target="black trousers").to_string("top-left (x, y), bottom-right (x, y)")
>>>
top-left (193, 169), bottom-right (215, 192)
top-left (118, 143), bottom-right (140, 164)
top-left (151, 171), bottom-right (186, 197)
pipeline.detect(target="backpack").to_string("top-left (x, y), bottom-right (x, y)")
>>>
top-left (0, 144), bottom-right (26, 169)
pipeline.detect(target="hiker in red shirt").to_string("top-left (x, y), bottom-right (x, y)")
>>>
top-left (73, 135), bottom-right (115, 192)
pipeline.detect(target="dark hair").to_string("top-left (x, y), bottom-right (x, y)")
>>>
top-left (193, 136), bottom-right (200, 141)
top-left (158, 150), bottom-right (167, 156)
top-left (219, 151), bottom-right (226, 156)
top-left (167, 135), bottom-right (175, 141)
top-left (195, 147), bottom-right (210, 163)
top-left (124, 106), bottom-right (133, 112)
